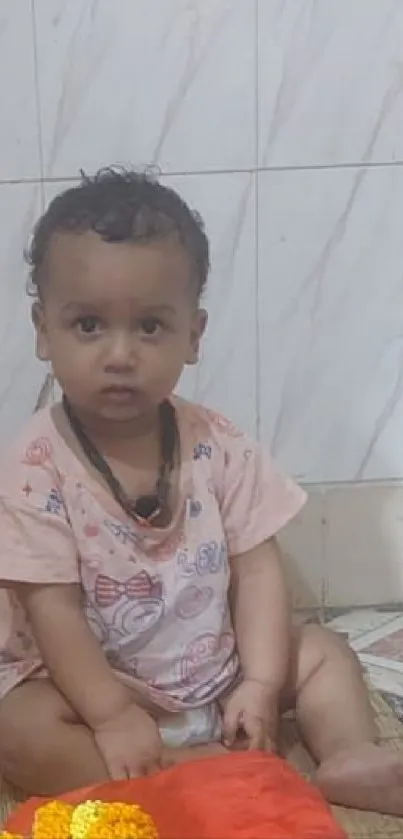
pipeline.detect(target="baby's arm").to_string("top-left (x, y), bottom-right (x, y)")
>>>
top-left (0, 435), bottom-right (163, 781)
top-left (230, 538), bottom-right (291, 691)
top-left (16, 582), bottom-right (132, 727)
top-left (16, 582), bottom-right (163, 778)
top-left (209, 409), bottom-right (306, 748)
top-left (222, 538), bottom-right (291, 749)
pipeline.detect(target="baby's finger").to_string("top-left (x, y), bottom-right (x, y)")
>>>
top-left (106, 757), bottom-right (131, 781)
top-left (222, 704), bottom-right (241, 746)
top-left (265, 719), bottom-right (279, 751)
top-left (144, 758), bottom-right (162, 776)
top-left (126, 758), bottom-right (145, 778)
top-left (245, 716), bottom-right (265, 750)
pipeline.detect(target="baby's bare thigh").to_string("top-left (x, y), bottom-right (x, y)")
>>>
top-left (281, 623), bottom-right (347, 708)
top-left (0, 680), bottom-right (78, 767)
top-left (0, 680), bottom-right (113, 794)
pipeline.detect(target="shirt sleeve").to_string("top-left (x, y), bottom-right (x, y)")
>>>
top-left (218, 430), bottom-right (306, 557)
top-left (0, 446), bottom-right (79, 585)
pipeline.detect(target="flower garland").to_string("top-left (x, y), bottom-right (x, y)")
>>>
top-left (0, 800), bottom-right (158, 839)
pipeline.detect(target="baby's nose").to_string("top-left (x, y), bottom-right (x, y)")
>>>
top-left (104, 332), bottom-right (137, 370)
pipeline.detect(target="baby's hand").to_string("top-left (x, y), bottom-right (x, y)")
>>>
top-left (222, 679), bottom-right (279, 751)
top-left (93, 702), bottom-right (162, 779)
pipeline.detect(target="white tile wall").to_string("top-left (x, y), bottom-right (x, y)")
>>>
top-left (258, 0), bottom-right (403, 168)
top-left (324, 485), bottom-right (403, 607)
top-left (34, 0), bottom-right (255, 177)
top-left (277, 488), bottom-right (324, 609)
top-left (167, 173), bottom-right (257, 437)
top-left (0, 184), bottom-right (45, 439)
top-left (0, 3), bottom-right (41, 180)
top-left (258, 165), bottom-right (403, 483)
top-left (2, 1), bottom-right (403, 605)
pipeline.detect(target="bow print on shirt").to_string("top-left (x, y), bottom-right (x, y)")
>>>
top-left (95, 571), bottom-right (163, 608)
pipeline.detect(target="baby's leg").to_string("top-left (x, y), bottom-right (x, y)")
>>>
top-left (0, 679), bottom-right (226, 795)
top-left (0, 679), bottom-right (108, 795)
top-left (289, 624), bottom-right (403, 814)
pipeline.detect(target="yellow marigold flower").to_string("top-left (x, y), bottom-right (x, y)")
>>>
top-left (33, 800), bottom-right (74, 839)
top-left (1, 798), bottom-right (158, 839)
top-left (70, 802), bottom-right (103, 839)
top-left (0, 832), bottom-right (24, 839)
top-left (71, 801), bottom-right (158, 839)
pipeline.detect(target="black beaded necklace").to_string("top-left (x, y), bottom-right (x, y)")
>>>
top-left (62, 396), bottom-right (178, 523)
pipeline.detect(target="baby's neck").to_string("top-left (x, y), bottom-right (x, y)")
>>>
top-left (54, 401), bottom-right (161, 450)
top-left (82, 412), bottom-right (160, 448)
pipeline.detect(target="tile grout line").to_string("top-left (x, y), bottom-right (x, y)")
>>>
top-left (3, 159), bottom-right (403, 189)
top-left (254, 0), bottom-right (260, 441)
top-left (30, 0), bottom-right (45, 210)
top-left (320, 488), bottom-right (327, 618)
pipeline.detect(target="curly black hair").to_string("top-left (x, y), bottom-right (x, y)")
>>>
top-left (26, 167), bottom-right (210, 299)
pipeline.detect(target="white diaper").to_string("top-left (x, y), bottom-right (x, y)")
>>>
top-left (158, 702), bottom-right (222, 748)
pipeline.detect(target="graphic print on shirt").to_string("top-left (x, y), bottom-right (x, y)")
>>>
top-left (177, 540), bottom-right (227, 578)
top-left (103, 519), bottom-right (140, 547)
top-left (193, 442), bottom-right (212, 461)
top-left (188, 498), bottom-right (203, 518)
top-left (174, 584), bottom-right (214, 620)
top-left (44, 488), bottom-right (63, 515)
top-left (22, 436), bottom-right (53, 466)
top-left (178, 630), bottom-right (238, 701)
top-left (196, 540), bottom-right (227, 575)
top-left (94, 571), bottom-right (163, 607)
top-left (85, 596), bottom-right (110, 645)
top-left (90, 571), bottom-right (165, 660)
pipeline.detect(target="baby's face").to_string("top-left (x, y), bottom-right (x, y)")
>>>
top-left (33, 229), bottom-right (206, 424)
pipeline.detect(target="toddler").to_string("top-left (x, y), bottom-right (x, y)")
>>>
top-left (0, 168), bottom-right (401, 815)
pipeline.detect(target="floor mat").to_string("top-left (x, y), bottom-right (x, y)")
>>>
top-left (0, 686), bottom-right (403, 837)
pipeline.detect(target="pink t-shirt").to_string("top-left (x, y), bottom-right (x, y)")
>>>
top-left (0, 399), bottom-right (306, 709)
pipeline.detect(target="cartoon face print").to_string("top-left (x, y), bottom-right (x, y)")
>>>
top-left (111, 597), bottom-right (165, 659)
top-left (179, 631), bottom-right (238, 700)
top-left (174, 585), bottom-right (213, 620)
top-left (180, 632), bottom-right (217, 683)
top-left (179, 631), bottom-right (235, 685)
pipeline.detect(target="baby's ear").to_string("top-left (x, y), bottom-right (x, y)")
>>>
top-left (31, 301), bottom-right (50, 361)
top-left (187, 308), bottom-right (207, 365)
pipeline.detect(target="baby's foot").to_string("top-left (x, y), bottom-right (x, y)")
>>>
top-left (161, 741), bottom-right (227, 769)
top-left (316, 742), bottom-right (403, 815)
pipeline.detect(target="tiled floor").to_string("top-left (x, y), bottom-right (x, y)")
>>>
top-left (326, 608), bottom-right (403, 720)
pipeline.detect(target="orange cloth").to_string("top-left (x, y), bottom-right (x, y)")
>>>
top-left (5, 752), bottom-right (346, 839)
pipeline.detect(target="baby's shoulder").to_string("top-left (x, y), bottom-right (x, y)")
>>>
top-left (0, 407), bottom-right (70, 493)
top-left (174, 398), bottom-right (256, 486)
top-left (175, 397), bottom-right (251, 452)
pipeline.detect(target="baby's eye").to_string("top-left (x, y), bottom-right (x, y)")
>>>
top-left (75, 316), bottom-right (103, 335)
top-left (140, 317), bottom-right (164, 337)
